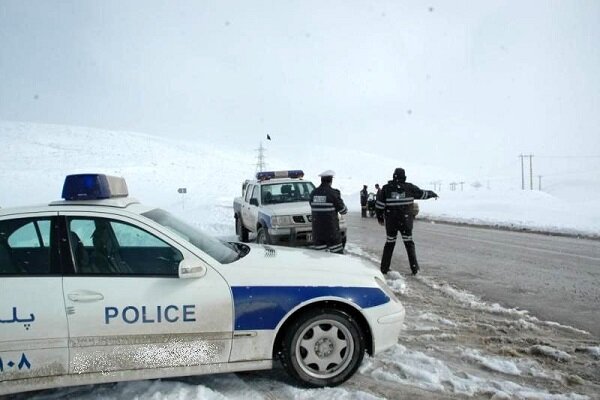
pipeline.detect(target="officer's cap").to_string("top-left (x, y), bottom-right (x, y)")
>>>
top-left (318, 170), bottom-right (335, 177)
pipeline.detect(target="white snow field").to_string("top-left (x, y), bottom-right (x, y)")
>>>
top-left (2, 121), bottom-right (599, 399)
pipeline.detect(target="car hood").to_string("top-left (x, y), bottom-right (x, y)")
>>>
top-left (262, 202), bottom-right (311, 215)
top-left (222, 243), bottom-right (383, 287)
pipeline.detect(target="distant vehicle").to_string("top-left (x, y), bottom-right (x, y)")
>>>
top-left (0, 174), bottom-right (404, 395)
top-left (233, 170), bottom-right (347, 247)
top-left (367, 193), bottom-right (377, 217)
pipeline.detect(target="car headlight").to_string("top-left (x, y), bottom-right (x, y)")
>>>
top-left (375, 277), bottom-right (400, 303)
top-left (271, 215), bottom-right (292, 227)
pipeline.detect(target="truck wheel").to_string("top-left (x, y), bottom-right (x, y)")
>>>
top-left (236, 216), bottom-right (249, 243)
top-left (280, 308), bottom-right (365, 387)
top-left (256, 226), bottom-right (271, 244)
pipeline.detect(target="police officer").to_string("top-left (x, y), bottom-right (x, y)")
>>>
top-left (375, 183), bottom-right (381, 197)
top-left (309, 170), bottom-right (347, 253)
top-left (360, 185), bottom-right (368, 217)
top-left (376, 168), bottom-right (438, 275)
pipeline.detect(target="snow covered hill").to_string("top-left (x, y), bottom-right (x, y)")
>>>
top-left (1, 120), bottom-right (599, 237)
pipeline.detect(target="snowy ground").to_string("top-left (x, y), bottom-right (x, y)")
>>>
top-left (2, 121), bottom-right (600, 399)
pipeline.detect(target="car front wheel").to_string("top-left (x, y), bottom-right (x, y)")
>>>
top-left (280, 308), bottom-right (365, 387)
top-left (256, 226), bottom-right (271, 244)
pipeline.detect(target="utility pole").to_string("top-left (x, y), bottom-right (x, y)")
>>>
top-left (529, 154), bottom-right (534, 190)
top-left (519, 154), bottom-right (525, 190)
top-left (519, 154), bottom-right (534, 190)
top-left (255, 142), bottom-right (267, 172)
top-left (459, 181), bottom-right (465, 191)
top-left (538, 175), bottom-right (542, 191)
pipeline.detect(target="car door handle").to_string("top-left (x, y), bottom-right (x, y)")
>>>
top-left (68, 291), bottom-right (105, 303)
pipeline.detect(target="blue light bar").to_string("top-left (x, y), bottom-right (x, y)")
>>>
top-left (256, 171), bottom-right (276, 181)
top-left (61, 174), bottom-right (129, 200)
top-left (256, 170), bottom-right (304, 181)
top-left (287, 170), bottom-right (304, 179)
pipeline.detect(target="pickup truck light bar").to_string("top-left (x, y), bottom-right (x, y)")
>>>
top-left (256, 170), bottom-right (304, 181)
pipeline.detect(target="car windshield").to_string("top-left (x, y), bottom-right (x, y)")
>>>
top-left (261, 181), bottom-right (315, 205)
top-left (142, 208), bottom-right (240, 264)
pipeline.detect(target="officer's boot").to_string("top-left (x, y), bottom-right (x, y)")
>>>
top-left (404, 241), bottom-right (419, 275)
top-left (380, 241), bottom-right (396, 274)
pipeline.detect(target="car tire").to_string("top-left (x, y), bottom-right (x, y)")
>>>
top-left (256, 226), bottom-right (271, 244)
top-left (280, 308), bottom-right (365, 387)
top-left (236, 215), bottom-right (249, 243)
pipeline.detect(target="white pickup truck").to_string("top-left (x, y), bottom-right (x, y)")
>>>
top-left (233, 170), bottom-right (347, 246)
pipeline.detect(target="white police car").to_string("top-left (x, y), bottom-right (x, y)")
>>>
top-left (0, 174), bottom-right (404, 395)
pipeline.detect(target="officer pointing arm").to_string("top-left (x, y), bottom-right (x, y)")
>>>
top-left (405, 183), bottom-right (438, 201)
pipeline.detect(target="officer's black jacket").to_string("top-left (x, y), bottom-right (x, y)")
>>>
top-left (375, 180), bottom-right (435, 222)
top-left (309, 184), bottom-right (348, 243)
top-left (360, 189), bottom-right (368, 206)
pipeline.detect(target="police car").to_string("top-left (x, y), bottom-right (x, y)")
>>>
top-left (0, 174), bottom-right (404, 395)
top-left (233, 170), bottom-right (347, 246)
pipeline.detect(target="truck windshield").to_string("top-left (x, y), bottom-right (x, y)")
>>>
top-left (142, 208), bottom-right (239, 264)
top-left (261, 181), bottom-right (315, 205)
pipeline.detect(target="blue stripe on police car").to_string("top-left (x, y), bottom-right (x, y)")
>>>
top-left (232, 286), bottom-right (389, 330)
top-left (258, 211), bottom-right (271, 228)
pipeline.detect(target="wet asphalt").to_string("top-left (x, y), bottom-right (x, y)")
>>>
top-left (346, 212), bottom-right (600, 338)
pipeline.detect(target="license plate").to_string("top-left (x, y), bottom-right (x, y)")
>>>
top-left (306, 233), bottom-right (312, 242)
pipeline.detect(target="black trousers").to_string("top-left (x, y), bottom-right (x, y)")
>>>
top-left (313, 226), bottom-right (344, 254)
top-left (380, 212), bottom-right (418, 273)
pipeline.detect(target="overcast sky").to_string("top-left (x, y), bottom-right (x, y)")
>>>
top-left (1, 0), bottom-right (599, 178)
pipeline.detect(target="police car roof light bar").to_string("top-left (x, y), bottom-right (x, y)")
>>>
top-left (61, 174), bottom-right (129, 200)
top-left (287, 170), bottom-right (304, 179)
top-left (256, 170), bottom-right (304, 181)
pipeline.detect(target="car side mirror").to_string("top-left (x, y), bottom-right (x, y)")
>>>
top-left (250, 198), bottom-right (259, 206)
top-left (178, 259), bottom-right (207, 279)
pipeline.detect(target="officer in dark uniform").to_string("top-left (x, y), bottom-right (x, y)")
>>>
top-left (309, 170), bottom-right (347, 253)
top-left (376, 168), bottom-right (438, 275)
top-left (360, 185), bottom-right (368, 217)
